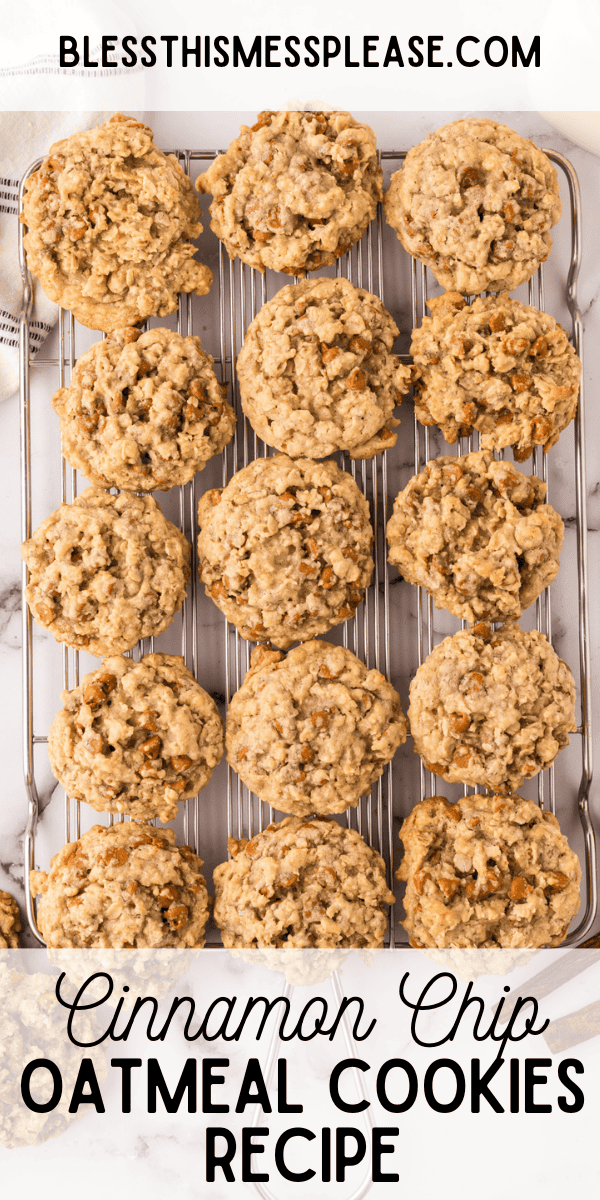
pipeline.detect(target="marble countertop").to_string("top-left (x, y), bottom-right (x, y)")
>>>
top-left (2, 109), bottom-right (599, 945)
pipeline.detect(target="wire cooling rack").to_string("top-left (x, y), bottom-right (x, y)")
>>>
top-left (19, 146), bottom-right (597, 947)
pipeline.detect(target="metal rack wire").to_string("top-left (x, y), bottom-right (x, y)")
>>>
top-left (19, 146), bottom-right (597, 947)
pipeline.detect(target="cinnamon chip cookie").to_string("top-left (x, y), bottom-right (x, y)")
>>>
top-left (411, 293), bottom-right (581, 459)
top-left (48, 654), bottom-right (223, 823)
top-left (22, 487), bottom-right (191, 656)
top-left (0, 965), bottom-right (106, 1147)
top-left (213, 817), bottom-right (394, 948)
top-left (198, 455), bottom-right (374, 647)
top-left (0, 892), bottom-right (21, 949)
top-left (21, 113), bottom-right (211, 332)
top-left (384, 118), bottom-right (561, 294)
top-left (397, 794), bottom-right (581, 948)
top-left (30, 823), bottom-right (210, 948)
top-left (196, 110), bottom-right (382, 274)
top-left (409, 624), bottom-right (576, 792)
top-left (386, 451), bottom-right (563, 624)
top-left (226, 641), bottom-right (407, 816)
top-left (53, 327), bottom-right (235, 491)
top-left (236, 277), bottom-right (411, 459)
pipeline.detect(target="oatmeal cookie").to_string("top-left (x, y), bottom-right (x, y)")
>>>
top-left (22, 487), bottom-right (191, 656)
top-left (411, 292), bottom-right (581, 459)
top-left (21, 113), bottom-right (211, 332)
top-left (236, 277), bottom-right (411, 459)
top-left (30, 823), bottom-right (210, 948)
top-left (0, 963), bottom-right (106, 1147)
top-left (409, 624), bottom-right (576, 792)
top-left (0, 892), bottom-right (21, 949)
top-left (53, 327), bottom-right (235, 492)
top-left (384, 118), bottom-right (561, 294)
top-left (48, 654), bottom-right (223, 823)
top-left (196, 110), bottom-right (382, 274)
top-left (226, 641), bottom-right (407, 816)
top-left (386, 451), bottom-right (563, 623)
top-left (397, 794), bottom-right (581, 948)
top-left (213, 816), bottom-right (394, 948)
top-left (198, 455), bottom-right (374, 647)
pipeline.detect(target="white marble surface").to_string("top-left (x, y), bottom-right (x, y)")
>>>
top-left (2, 110), bottom-right (600, 946)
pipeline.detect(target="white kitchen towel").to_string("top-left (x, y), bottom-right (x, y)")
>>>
top-left (0, 1), bottom-right (146, 110)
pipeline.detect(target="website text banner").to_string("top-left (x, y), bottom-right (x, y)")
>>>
top-left (1, 0), bottom-right (598, 111)
top-left (1, 948), bottom-right (599, 1197)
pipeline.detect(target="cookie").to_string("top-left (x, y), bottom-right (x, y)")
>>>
top-left (236, 277), bottom-right (411, 459)
top-left (213, 816), bottom-right (394, 948)
top-left (397, 794), bottom-right (581, 948)
top-left (0, 965), bottom-right (106, 1147)
top-left (384, 118), bottom-right (561, 294)
top-left (408, 624), bottom-right (576, 792)
top-left (198, 455), bottom-right (374, 647)
top-left (0, 892), bottom-right (21, 949)
top-left (52, 327), bottom-right (236, 492)
top-left (226, 641), bottom-right (407, 816)
top-left (196, 110), bottom-right (382, 274)
top-left (22, 487), bottom-right (191, 656)
top-left (21, 113), bottom-right (211, 332)
top-left (386, 451), bottom-right (563, 624)
top-left (30, 823), bottom-right (211, 948)
top-left (48, 654), bottom-right (224, 823)
top-left (411, 293), bottom-right (581, 459)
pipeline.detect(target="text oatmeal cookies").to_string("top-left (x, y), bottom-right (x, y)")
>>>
top-left (30, 823), bottom-right (211, 948)
top-left (48, 654), bottom-right (223, 824)
top-left (22, 487), bottom-right (191, 656)
top-left (196, 110), bottom-right (382, 274)
top-left (226, 641), bottom-right (407, 816)
top-left (384, 118), bottom-right (561, 294)
top-left (408, 624), bottom-right (576, 792)
top-left (214, 817), bottom-right (395, 948)
top-left (386, 451), bottom-right (563, 623)
top-left (397, 794), bottom-right (581, 948)
top-left (411, 292), bottom-right (581, 459)
top-left (0, 893), bottom-right (21, 949)
top-left (53, 327), bottom-right (235, 491)
top-left (198, 455), bottom-right (374, 647)
top-left (236, 277), bottom-right (411, 459)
